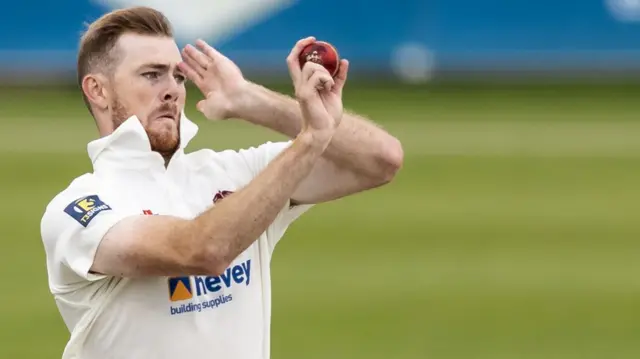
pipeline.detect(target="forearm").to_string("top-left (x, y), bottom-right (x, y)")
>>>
top-left (93, 136), bottom-right (328, 278)
top-left (234, 82), bottom-right (402, 178)
top-left (233, 82), bottom-right (302, 137)
top-left (187, 132), bottom-right (328, 273)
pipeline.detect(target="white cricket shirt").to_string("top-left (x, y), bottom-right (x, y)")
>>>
top-left (40, 114), bottom-right (312, 359)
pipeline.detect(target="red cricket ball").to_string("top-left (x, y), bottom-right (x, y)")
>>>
top-left (298, 41), bottom-right (340, 77)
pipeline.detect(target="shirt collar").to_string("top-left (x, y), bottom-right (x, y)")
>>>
top-left (87, 111), bottom-right (199, 166)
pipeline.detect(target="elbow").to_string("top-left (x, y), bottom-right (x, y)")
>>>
top-left (170, 220), bottom-right (235, 276)
top-left (186, 237), bottom-right (233, 276)
top-left (192, 248), bottom-right (231, 277)
top-left (377, 137), bottom-right (404, 184)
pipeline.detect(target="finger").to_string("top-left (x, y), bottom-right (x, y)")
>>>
top-left (183, 44), bottom-right (210, 72)
top-left (309, 66), bottom-right (334, 91)
top-left (286, 36), bottom-right (316, 84)
top-left (181, 49), bottom-right (207, 78)
top-left (195, 39), bottom-right (223, 63)
top-left (308, 71), bottom-right (334, 93)
top-left (302, 62), bottom-right (328, 82)
top-left (323, 75), bottom-right (333, 92)
top-left (177, 61), bottom-right (204, 87)
top-left (332, 59), bottom-right (349, 94)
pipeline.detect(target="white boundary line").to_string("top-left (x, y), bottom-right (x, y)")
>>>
top-left (2, 120), bottom-right (640, 157)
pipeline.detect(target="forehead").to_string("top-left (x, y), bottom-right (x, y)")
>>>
top-left (114, 33), bottom-right (181, 70)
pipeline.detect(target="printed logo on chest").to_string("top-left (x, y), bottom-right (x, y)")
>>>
top-left (166, 259), bottom-right (252, 316)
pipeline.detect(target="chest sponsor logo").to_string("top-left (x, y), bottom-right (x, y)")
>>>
top-left (167, 259), bottom-right (251, 315)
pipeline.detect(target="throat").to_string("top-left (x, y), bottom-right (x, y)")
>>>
top-left (152, 149), bottom-right (176, 168)
top-left (162, 153), bottom-right (173, 168)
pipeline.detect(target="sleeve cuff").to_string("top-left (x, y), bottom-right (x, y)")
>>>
top-left (65, 211), bottom-right (132, 282)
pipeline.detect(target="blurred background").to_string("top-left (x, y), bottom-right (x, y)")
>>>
top-left (1, 0), bottom-right (640, 358)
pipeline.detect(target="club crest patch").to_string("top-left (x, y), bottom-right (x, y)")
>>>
top-left (64, 195), bottom-right (112, 227)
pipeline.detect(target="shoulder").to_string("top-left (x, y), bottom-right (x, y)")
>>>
top-left (182, 141), bottom-right (293, 182)
top-left (40, 173), bottom-right (103, 242)
top-left (186, 140), bottom-right (291, 165)
top-left (43, 173), bottom-right (99, 217)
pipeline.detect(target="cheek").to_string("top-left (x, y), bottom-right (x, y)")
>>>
top-left (121, 83), bottom-right (159, 120)
top-left (178, 85), bottom-right (187, 106)
top-left (133, 84), bottom-right (159, 107)
top-left (114, 81), bottom-right (148, 105)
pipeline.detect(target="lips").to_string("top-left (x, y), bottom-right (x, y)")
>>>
top-left (155, 111), bottom-right (177, 121)
top-left (152, 103), bottom-right (179, 122)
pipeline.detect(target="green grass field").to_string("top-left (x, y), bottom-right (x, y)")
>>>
top-left (1, 81), bottom-right (639, 358)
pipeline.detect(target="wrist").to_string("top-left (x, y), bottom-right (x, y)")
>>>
top-left (296, 129), bottom-right (334, 152)
top-left (226, 81), bottom-right (263, 120)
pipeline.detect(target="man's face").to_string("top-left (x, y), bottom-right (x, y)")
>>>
top-left (109, 33), bottom-right (187, 156)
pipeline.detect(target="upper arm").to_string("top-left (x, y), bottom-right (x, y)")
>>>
top-left (41, 193), bottom-right (132, 284)
top-left (290, 157), bottom-right (381, 205)
top-left (92, 214), bottom-right (199, 277)
top-left (41, 191), bottom-right (198, 284)
top-left (225, 141), bottom-right (380, 206)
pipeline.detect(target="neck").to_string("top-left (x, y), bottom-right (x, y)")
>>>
top-left (157, 148), bottom-right (177, 168)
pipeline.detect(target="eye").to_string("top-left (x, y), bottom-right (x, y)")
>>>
top-left (142, 71), bottom-right (160, 80)
top-left (174, 74), bottom-right (186, 84)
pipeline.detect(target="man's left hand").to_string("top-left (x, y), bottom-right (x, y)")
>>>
top-left (178, 39), bottom-right (248, 121)
top-left (286, 37), bottom-right (349, 129)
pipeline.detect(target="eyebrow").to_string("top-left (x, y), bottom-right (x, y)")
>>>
top-left (140, 63), bottom-right (184, 74)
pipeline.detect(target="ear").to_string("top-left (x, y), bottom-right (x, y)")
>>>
top-left (81, 74), bottom-right (110, 112)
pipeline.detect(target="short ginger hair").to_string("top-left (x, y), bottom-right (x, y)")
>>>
top-left (77, 6), bottom-right (173, 113)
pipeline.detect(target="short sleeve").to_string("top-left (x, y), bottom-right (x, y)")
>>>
top-left (234, 141), bottom-right (294, 178)
top-left (41, 187), bottom-right (130, 289)
top-left (214, 141), bottom-right (314, 251)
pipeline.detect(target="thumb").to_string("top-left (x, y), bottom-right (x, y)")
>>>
top-left (332, 59), bottom-right (349, 95)
top-left (196, 100), bottom-right (206, 113)
top-left (196, 96), bottom-right (228, 121)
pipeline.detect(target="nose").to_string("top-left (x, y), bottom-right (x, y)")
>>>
top-left (162, 77), bottom-right (181, 102)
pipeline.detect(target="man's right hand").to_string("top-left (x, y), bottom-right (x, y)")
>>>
top-left (286, 37), bottom-right (342, 144)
